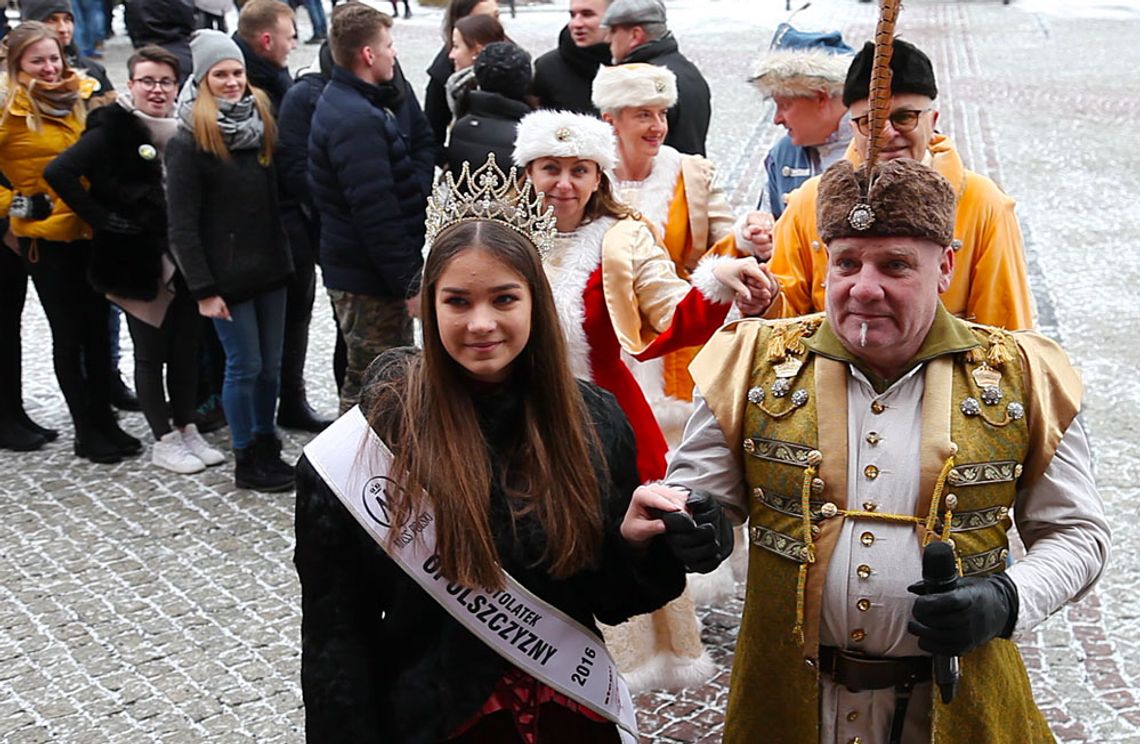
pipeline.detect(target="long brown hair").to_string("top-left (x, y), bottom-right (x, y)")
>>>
top-left (583, 172), bottom-right (638, 224)
top-left (1, 22), bottom-right (82, 129)
top-left (190, 78), bottom-right (277, 163)
top-left (368, 220), bottom-right (605, 590)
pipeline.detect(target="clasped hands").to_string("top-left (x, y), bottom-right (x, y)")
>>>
top-left (621, 484), bottom-right (734, 574)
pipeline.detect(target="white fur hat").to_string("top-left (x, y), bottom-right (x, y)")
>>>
top-left (750, 49), bottom-right (852, 98)
top-left (512, 110), bottom-right (617, 173)
top-left (591, 63), bottom-right (677, 114)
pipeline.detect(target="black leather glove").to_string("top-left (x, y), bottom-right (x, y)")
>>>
top-left (9, 193), bottom-right (53, 221)
top-left (656, 490), bottom-right (734, 574)
top-left (907, 572), bottom-right (1019, 656)
top-left (103, 212), bottom-right (143, 235)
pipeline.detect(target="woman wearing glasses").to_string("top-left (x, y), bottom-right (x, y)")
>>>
top-left (46, 45), bottom-right (225, 475)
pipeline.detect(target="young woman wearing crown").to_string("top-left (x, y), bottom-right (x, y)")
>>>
top-left (293, 164), bottom-right (693, 742)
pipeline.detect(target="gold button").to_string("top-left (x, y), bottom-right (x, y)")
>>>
top-left (857, 598), bottom-right (871, 612)
top-left (847, 710), bottom-right (859, 722)
top-left (862, 501), bottom-right (876, 512)
top-left (863, 465), bottom-right (879, 480)
top-left (850, 629), bottom-right (866, 642)
top-left (857, 564), bottom-right (872, 579)
top-left (944, 493), bottom-right (958, 509)
top-left (752, 486), bottom-right (764, 499)
top-left (1000, 548), bottom-right (1010, 562)
top-left (849, 738), bottom-right (863, 744)
top-left (870, 401), bottom-right (886, 414)
top-left (948, 441), bottom-right (959, 455)
top-left (945, 538), bottom-right (956, 551)
top-left (807, 449), bottom-right (823, 466)
top-left (998, 506), bottom-right (1009, 519)
top-left (860, 531), bottom-right (875, 547)
top-left (811, 524), bottom-right (821, 536)
top-left (743, 439), bottom-right (755, 453)
top-left (865, 431), bottom-right (881, 445)
top-left (820, 502), bottom-right (838, 518)
top-left (811, 477), bottom-right (825, 494)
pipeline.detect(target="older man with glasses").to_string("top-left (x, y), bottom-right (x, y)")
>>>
top-left (765, 38), bottom-right (1035, 331)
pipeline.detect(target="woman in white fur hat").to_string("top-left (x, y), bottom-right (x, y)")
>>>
top-left (593, 63), bottom-right (775, 446)
top-left (513, 110), bottom-right (777, 692)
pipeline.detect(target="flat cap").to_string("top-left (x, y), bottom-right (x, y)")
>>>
top-left (817, 158), bottom-right (955, 246)
top-left (602, 0), bottom-right (667, 27)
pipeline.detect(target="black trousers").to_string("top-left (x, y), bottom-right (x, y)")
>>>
top-left (20, 238), bottom-right (113, 423)
top-left (124, 284), bottom-right (200, 439)
top-left (281, 206), bottom-right (317, 398)
top-left (0, 243), bottom-right (29, 420)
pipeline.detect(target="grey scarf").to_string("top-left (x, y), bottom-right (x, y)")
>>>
top-left (117, 91), bottom-right (178, 155)
top-left (175, 79), bottom-right (265, 152)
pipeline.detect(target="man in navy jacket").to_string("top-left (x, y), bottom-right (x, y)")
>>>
top-left (308, 4), bottom-right (434, 414)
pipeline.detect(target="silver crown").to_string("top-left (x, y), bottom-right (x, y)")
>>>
top-left (425, 154), bottom-right (557, 257)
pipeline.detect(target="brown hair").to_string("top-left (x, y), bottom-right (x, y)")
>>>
top-left (443, 0), bottom-right (493, 43)
top-left (582, 172), bottom-right (637, 223)
top-left (368, 220), bottom-right (605, 590)
top-left (190, 80), bottom-right (277, 163)
top-left (237, 0), bottom-right (293, 43)
top-left (126, 44), bottom-right (181, 81)
top-left (453, 14), bottom-right (505, 51)
top-left (2, 22), bottom-right (81, 129)
top-left (329, 2), bottom-right (392, 68)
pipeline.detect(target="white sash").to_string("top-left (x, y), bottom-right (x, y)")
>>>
top-left (303, 407), bottom-right (639, 743)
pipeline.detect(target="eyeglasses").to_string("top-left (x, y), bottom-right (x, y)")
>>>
top-left (852, 107), bottom-right (933, 137)
top-left (132, 77), bottom-right (177, 91)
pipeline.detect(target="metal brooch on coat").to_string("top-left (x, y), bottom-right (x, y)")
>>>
top-left (791, 389), bottom-right (809, 407)
top-left (1006, 402), bottom-right (1025, 420)
top-left (981, 385), bottom-right (1003, 406)
top-left (960, 397), bottom-right (981, 417)
top-left (771, 379), bottom-right (791, 398)
top-left (747, 386), bottom-right (765, 405)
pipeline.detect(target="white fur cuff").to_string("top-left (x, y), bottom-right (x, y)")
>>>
top-left (690, 254), bottom-right (737, 305)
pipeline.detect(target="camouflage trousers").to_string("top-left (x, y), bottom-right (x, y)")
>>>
top-left (328, 290), bottom-right (413, 414)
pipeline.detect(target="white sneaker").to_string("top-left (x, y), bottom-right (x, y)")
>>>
top-left (180, 423), bottom-right (226, 466)
top-left (153, 430), bottom-right (206, 474)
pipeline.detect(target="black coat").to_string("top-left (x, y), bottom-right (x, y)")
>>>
top-left (532, 26), bottom-right (612, 116)
top-left (424, 45), bottom-right (453, 163)
top-left (164, 129), bottom-right (293, 303)
top-left (308, 66), bottom-right (434, 299)
top-left (44, 102), bottom-right (168, 300)
top-left (623, 33), bottom-right (711, 157)
top-left (445, 90), bottom-right (532, 176)
top-left (235, 34), bottom-right (293, 114)
top-left (123, 0), bottom-right (195, 84)
top-left (294, 358), bottom-right (686, 743)
top-left (276, 49), bottom-right (333, 212)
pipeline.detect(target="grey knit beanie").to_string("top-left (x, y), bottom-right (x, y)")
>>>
top-left (190, 29), bottom-right (244, 84)
top-left (20, 0), bottom-right (73, 22)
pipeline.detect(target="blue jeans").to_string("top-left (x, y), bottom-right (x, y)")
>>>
top-left (302, 0), bottom-right (327, 36)
top-left (71, 0), bottom-right (106, 56)
top-left (212, 287), bottom-right (286, 450)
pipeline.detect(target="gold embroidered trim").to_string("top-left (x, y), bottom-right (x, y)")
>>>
top-left (960, 545), bottom-right (1010, 576)
top-left (758, 490), bottom-right (823, 519)
top-left (942, 505), bottom-right (1011, 532)
top-left (749, 524), bottom-right (809, 562)
top-left (947, 461), bottom-right (1020, 487)
top-left (744, 437), bottom-right (816, 468)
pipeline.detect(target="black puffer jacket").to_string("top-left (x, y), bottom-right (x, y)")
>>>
top-left (623, 33), bottom-right (711, 157)
top-left (123, 0), bottom-right (195, 83)
top-left (294, 353), bottom-right (686, 743)
top-left (532, 25), bottom-right (612, 116)
top-left (446, 90), bottom-right (531, 175)
top-left (44, 102), bottom-right (170, 299)
top-left (308, 66), bottom-right (434, 299)
top-left (164, 128), bottom-right (293, 303)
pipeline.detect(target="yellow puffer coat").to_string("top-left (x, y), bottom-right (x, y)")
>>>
top-left (0, 82), bottom-right (94, 243)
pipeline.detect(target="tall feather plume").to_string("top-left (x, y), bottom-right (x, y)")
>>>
top-left (864, 0), bottom-right (903, 172)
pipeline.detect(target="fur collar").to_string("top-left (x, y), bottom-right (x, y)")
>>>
top-left (615, 145), bottom-right (683, 239)
top-left (543, 216), bottom-right (617, 381)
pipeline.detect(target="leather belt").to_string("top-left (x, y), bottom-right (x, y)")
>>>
top-left (818, 646), bottom-right (931, 693)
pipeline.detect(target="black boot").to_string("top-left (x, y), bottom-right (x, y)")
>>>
top-left (74, 419), bottom-right (123, 463)
top-left (234, 445), bottom-right (294, 492)
top-left (13, 408), bottom-right (57, 442)
top-left (109, 373), bottom-right (142, 412)
top-left (192, 393), bottom-right (227, 434)
top-left (92, 409), bottom-right (143, 456)
top-left (253, 432), bottom-right (295, 477)
top-left (277, 392), bottom-right (334, 432)
top-left (0, 416), bottom-right (47, 451)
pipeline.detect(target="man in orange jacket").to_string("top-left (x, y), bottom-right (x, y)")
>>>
top-left (766, 38), bottom-right (1035, 330)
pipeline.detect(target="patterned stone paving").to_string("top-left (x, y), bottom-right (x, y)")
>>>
top-left (1, 0), bottom-right (1137, 741)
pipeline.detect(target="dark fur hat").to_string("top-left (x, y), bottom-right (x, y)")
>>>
top-left (817, 158), bottom-right (955, 246)
top-left (842, 38), bottom-right (937, 107)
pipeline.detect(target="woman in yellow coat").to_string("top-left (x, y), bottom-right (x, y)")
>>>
top-left (0, 22), bottom-right (136, 463)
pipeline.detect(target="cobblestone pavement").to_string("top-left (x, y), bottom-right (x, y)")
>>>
top-left (2, 1), bottom-right (1138, 741)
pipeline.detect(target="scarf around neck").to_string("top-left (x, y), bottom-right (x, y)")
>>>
top-left (15, 69), bottom-right (81, 117)
top-left (175, 79), bottom-right (265, 152)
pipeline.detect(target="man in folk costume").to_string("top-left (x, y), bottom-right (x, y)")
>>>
top-left (767, 37), bottom-right (1036, 330)
top-left (592, 62), bottom-right (772, 443)
top-left (649, 153), bottom-right (1110, 741)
